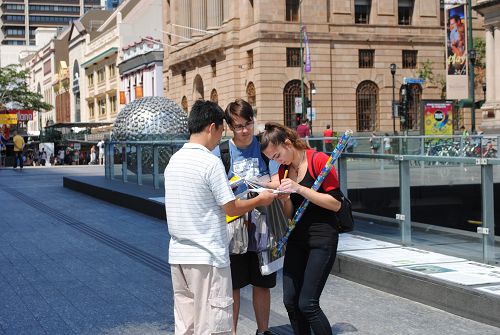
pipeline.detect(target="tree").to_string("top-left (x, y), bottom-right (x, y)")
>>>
top-left (0, 64), bottom-right (52, 111)
top-left (473, 37), bottom-right (486, 91)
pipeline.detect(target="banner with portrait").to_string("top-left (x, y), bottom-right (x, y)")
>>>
top-left (445, 4), bottom-right (468, 99)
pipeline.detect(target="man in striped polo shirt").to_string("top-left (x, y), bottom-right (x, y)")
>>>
top-left (164, 100), bottom-right (277, 335)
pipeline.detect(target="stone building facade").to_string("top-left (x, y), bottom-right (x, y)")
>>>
top-left (163, 0), bottom-right (483, 135)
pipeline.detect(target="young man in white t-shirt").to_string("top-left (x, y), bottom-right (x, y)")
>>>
top-left (164, 100), bottom-right (276, 335)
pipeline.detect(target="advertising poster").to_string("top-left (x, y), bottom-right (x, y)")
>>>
top-left (423, 101), bottom-right (454, 136)
top-left (446, 4), bottom-right (468, 99)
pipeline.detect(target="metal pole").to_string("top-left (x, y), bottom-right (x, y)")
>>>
top-left (467, 0), bottom-right (475, 133)
top-left (392, 73), bottom-right (396, 134)
top-left (399, 159), bottom-right (411, 245)
top-left (480, 163), bottom-right (495, 264)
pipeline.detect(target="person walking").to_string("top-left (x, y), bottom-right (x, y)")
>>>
top-left (323, 125), bottom-right (333, 152)
top-left (369, 132), bottom-right (380, 154)
top-left (12, 130), bottom-right (25, 169)
top-left (383, 133), bottom-right (392, 154)
top-left (164, 100), bottom-right (276, 335)
top-left (97, 140), bottom-right (105, 165)
top-left (260, 122), bottom-right (343, 335)
top-left (216, 99), bottom-right (279, 335)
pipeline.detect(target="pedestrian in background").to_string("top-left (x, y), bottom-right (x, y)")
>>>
top-left (369, 132), bottom-right (380, 154)
top-left (261, 122), bottom-right (343, 335)
top-left (323, 124), bottom-right (333, 152)
top-left (97, 140), bottom-right (105, 165)
top-left (383, 133), bottom-right (392, 154)
top-left (164, 100), bottom-right (276, 335)
top-left (12, 130), bottom-right (25, 169)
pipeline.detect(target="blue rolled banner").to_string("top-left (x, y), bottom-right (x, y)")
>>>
top-left (272, 129), bottom-right (353, 256)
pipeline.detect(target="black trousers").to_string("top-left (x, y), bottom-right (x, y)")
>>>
top-left (282, 239), bottom-right (338, 335)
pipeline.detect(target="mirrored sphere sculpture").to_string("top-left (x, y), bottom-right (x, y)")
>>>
top-left (112, 97), bottom-right (189, 174)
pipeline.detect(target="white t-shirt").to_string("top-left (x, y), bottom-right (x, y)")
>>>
top-left (164, 143), bottom-right (235, 268)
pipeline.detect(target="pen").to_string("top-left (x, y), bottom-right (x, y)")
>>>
top-left (283, 169), bottom-right (289, 179)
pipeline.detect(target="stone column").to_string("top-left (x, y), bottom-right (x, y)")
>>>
top-left (207, 0), bottom-right (223, 30)
top-left (485, 27), bottom-right (495, 102)
top-left (223, 0), bottom-right (230, 23)
top-left (494, 26), bottom-right (500, 102)
top-left (178, 0), bottom-right (191, 41)
top-left (191, 0), bottom-right (207, 37)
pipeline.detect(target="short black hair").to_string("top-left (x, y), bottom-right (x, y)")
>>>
top-left (225, 99), bottom-right (254, 127)
top-left (188, 100), bottom-right (225, 135)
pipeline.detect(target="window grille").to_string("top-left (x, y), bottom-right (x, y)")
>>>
top-left (402, 50), bottom-right (417, 69)
top-left (359, 49), bottom-right (374, 68)
top-left (398, 0), bottom-right (414, 25)
top-left (283, 80), bottom-right (302, 128)
top-left (356, 81), bottom-right (378, 132)
top-left (287, 48), bottom-right (301, 67)
top-left (247, 82), bottom-right (256, 107)
top-left (286, 0), bottom-right (299, 22)
top-left (210, 89), bottom-right (218, 104)
top-left (211, 60), bottom-right (216, 77)
top-left (181, 96), bottom-right (188, 113)
top-left (355, 0), bottom-right (371, 24)
top-left (247, 50), bottom-right (254, 69)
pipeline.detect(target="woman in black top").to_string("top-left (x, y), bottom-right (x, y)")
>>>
top-left (260, 122), bottom-right (342, 335)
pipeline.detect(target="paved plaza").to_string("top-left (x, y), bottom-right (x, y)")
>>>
top-left (0, 166), bottom-right (499, 334)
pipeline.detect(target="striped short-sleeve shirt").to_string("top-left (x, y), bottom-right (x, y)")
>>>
top-left (164, 143), bottom-right (235, 268)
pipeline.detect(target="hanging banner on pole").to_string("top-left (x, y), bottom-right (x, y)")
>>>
top-left (445, 4), bottom-right (468, 99)
top-left (302, 26), bottom-right (311, 73)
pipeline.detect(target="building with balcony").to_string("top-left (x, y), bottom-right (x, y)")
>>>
top-left (163, 0), bottom-right (483, 134)
top-left (0, 0), bottom-right (102, 46)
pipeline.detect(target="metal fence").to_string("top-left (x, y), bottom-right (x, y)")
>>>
top-left (104, 134), bottom-right (499, 265)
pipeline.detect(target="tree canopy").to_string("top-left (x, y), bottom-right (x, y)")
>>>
top-left (0, 64), bottom-right (52, 111)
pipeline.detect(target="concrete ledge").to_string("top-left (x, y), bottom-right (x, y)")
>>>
top-left (333, 255), bottom-right (500, 328)
top-left (63, 176), bottom-right (165, 220)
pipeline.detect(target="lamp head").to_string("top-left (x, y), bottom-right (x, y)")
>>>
top-left (390, 63), bottom-right (396, 75)
top-left (469, 49), bottom-right (477, 64)
top-left (482, 82), bottom-right (487, 93)
top-left (310, 81), bottom-right (316, 95)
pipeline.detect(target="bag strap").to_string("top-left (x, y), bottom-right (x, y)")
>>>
top-left (255, 133), bottom-right (270, 168)
top-left (219, 140), bottom-right (231, 174)
top-left (307, 151), bottom-right (319, 179)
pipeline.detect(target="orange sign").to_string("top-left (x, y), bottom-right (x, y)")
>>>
top-left (135, 86), bottom-right (143, 99)
top-left (120, 91), bottom-right (126, 104)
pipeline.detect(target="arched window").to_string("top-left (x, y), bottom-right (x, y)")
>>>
top-left (356, 80), bottom-right (379, 132)
top-left (283, 80), bottom-right (303, 128)
top-left (246, 82), bottom-right (256, 107)
top-left (210, 89), bottom-right (218, 104)
top-left (193, 74), bottom-right (204, 100)
top-left (181, 96), bottom-right (188, 113)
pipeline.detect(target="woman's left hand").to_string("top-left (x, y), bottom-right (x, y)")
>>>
top-left (278, 178), bottom-right (303, 194)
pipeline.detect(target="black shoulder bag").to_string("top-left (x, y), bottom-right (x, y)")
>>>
top-left (310, 152), bottom-right (354, 233)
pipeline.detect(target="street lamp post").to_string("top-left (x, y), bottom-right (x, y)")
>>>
top-left (467, 0), bottom-right (476, 133)
top-left (390, 63), bottom-right (397, 134)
